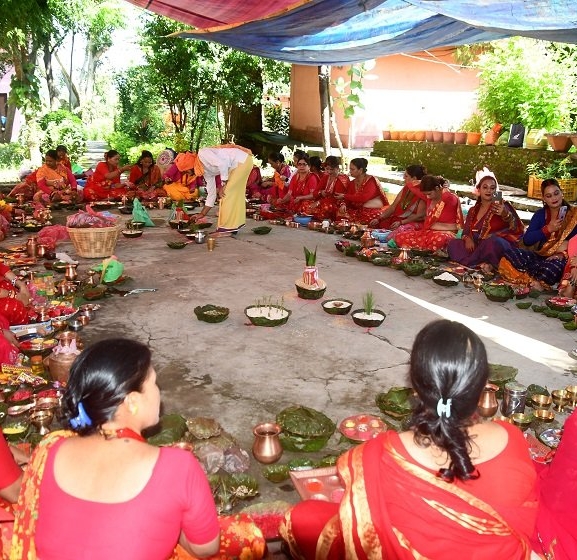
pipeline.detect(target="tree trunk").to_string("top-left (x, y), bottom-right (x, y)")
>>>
top-left (43, 43), bottom-right (59, 110)
top-left (54, 53), bottom-right (80, 108)
top-left (329, 106), bottom-right (346, 164)
top-left (318, 65), bottom-right (331, 159)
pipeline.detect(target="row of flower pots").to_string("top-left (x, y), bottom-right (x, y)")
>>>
top-left (545, 133), bottom-right (577, 153)
top-left (382, 130), bottom-right (482, 146)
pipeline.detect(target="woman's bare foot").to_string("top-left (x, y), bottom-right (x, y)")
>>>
top-left (530, 280), bottom-right (544, 292)
top-left (479, 263), bottom-right (494, 274)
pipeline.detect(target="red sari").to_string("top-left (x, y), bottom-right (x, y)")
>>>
top-left (309, 173), bottom-right (348, 221)
top-left (377, 181), bottom-right (426, 229)
top-left (283, 172), bottom-right (319, 214)
top-left (83, 162), bottom-right (129, 202)
top-left (340, 175), bottom-right (389, 224)
top-left (281, 423), bottom-right (537, 560)
top-left (128, 164), bottom-right (166, 200)
top-left (394, 189), bottom-right (464, 251)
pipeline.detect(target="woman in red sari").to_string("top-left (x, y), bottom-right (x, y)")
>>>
top-left (34, 150), bottom-right (78, 205)
top-left (275, 154), bottom-right (318, 214)
top-left (335, 158), bottom-right (389, 224)
top-left (128, 150), bottom-right (166, 201)
top-left (83, 150), bottom-right (132, 202)
top-left (281, 320), bottom-right (538, 560)
top-left (394, 175), bottom-right (464, 251)
top-left (370, 164), bottom-right (426, 232)
top-left (309, 156), bottom-right (348, 221)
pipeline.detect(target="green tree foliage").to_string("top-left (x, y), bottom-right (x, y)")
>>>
top-left (138, 14), bottom-right (290, 150)
top-left (114, 66), bottom-right (166, 143)
top-left (38, 110), bottom-right (87, 162)
top-left (476, 38), bottom-right (572, 132)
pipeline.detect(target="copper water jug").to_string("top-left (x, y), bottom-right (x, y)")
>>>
top-left (478, 383), bottom-right (499, 417)
top-left (252, 422), bottom-right (283, 464)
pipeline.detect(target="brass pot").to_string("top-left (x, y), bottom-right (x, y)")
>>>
top-left (252, 422), bottom-right (283, 464)
top-left (48, 350), bottom-right (78, 383)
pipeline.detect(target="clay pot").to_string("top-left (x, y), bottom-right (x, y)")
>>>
top-left (442, 132), bottom-right (455, 144)
top-left (425, 130), bottom-right (434, 142)
top-left (382, 130), bottom-right (391, 140)
top-left (466, 132), bottom-right (482, 146)
top-left (406, 131), bottom-right (415, 141)
top-left (484, 131), bottom-right (498, 146)
top-left (390, 131), bottom-right (400, 140)
top-left (399, 131), bottom-right (407, 140)
top-left (413, 131), bottom-right (426, 142)
top-left (454, 132), bottom-right (467, 145)
top-left (546, 133), bottom-right (572, 152)
top-left (432, 131), bottom-right (443, 143)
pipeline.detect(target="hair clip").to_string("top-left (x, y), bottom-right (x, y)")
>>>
top-left (436, 398), bottom-right (452, 418)
top-left (69, 401), bottom-right (93, 429)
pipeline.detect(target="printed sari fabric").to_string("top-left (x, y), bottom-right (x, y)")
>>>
top-left (35, 164), bottom-right (77, 203)
top-left (11, 431), bottom-right (266, 560)
top-left (83, 162), bottom-right (129, 202)
top-left (447, 200), bottom-right (524, 268)
top-left (309, 173), bottom-right (348, 221)
top-left (499, 206), bottom-right (577, 287)
top-left (281, 426), bottom-right (537, 560)
top-left (339, 175), bottom-right (389, 224)
top-left (394, 189), bottom-right (463, 251)
top-left (378, 182), bottom-right (426, 229)
top-left (534, 410), bottom-right (577, 560)
top-left (128, 164), bottom-right (166, 200)
top-left (282, 172), bottom-right (318, 214)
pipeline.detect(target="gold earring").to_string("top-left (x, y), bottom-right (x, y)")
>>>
top-left (130, 405), bottom-right (138, 416)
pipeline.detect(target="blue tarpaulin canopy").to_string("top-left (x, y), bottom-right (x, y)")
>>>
top-left (125, 0), bottom-right (577, 64)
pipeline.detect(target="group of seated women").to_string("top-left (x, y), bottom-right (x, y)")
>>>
top-left (10, 145), bottom-right (80, 205)
top-left (281, 319), bottom-right (577, 560)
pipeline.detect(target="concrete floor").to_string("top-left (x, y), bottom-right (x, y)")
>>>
top-left (36, 208), bottom-right (577, 513)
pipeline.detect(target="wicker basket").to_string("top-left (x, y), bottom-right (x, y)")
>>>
top-left (67, 226), bottom-right (121, 258)
top-left (527, 175), bottom-right (577, 201)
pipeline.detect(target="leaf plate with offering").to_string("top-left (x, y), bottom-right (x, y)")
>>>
top-left (339, 414), bottom-right (386, 441)
top-left (546, 296), bottom-right (577, 311)
top-left (432, 272), bottom-right (459, 287)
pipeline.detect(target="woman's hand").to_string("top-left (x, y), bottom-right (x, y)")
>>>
top-left (390, 220), bottom-right (402, 230)
top-left (548, 217), bottom-right (564, 232)
top-left (464, 235), bottom-right (475, 253)
top-left (2, 329), bottom-right (19, 348)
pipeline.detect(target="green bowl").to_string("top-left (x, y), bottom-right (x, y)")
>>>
top-left (262, 464), bottom-right (290, 483)
top-left (194, 304), bottom-right (229, 323)
top-left (52, 261), bottom-right (68, 273)
top-left (516, 301), bottom-right (532, 309)
top-left (167, 241), bottom-right (186, 249)
top-left (252, 226), bottom-right (272, 235)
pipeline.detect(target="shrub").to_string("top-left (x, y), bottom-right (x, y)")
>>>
top-left (39, 110), bottom-right (87, 162)
top-left (0, 143), bottom-right (27, 169)
top-left (264, 104), bottom-right (290, 135)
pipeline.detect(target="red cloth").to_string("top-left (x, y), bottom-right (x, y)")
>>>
top-left (340, 175), bottom-right (389, 224)
top-left (378, 181), bottom-right (426, 229)
top-left (283, 422), bottom-right (537, 560)
top-left (0, 434), bottom-right (20, 492)
top-left (83, 162), bottom-right (129, 201)
top-left (394, 189), bottom-right (464, 250)
top-left (534, 410), bottom-right (577, 559)
top-left (284, 172), bottom-right (318, 213)
top-left (35, 441), bottom-right (220, 559)
top-left (309, 173), bottom-right (348, 221)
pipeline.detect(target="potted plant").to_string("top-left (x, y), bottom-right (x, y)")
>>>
top-left (351, 291), bottom-right (386, 328)
top-left (460, 113), bottom-right (484, 145)
top-left (442, 128), bottom-right (455, 144)
top-left (296, 246), bottom-right (327, 299)
top-left (245, 296), bottom-right (291, 327)
top-left (526, 158), bottom-right (577, 200)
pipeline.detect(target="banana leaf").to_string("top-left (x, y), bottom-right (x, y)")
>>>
top-left (145, 414), bottom-right (188, 446)
top-left (526, 384), bottom-right (550, 400)
top-left (276, 405), bottom-right (335, 438)
top-left (488, 364), bottom-right (518, 398)
top-left (375, 386), bottom-right (413, 418)
top-left (279, 432), bottom-right (331, 452)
